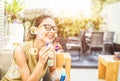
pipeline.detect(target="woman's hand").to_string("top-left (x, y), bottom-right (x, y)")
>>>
top-left (49, 47), bottom-right (56, 59)
top-left (48, 47), bottom-right (57, 72)
top-left (38, 46), bottom-right (50, 65)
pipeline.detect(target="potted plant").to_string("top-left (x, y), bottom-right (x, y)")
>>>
top-left (5, 0), bottom-right (24, 44)
top-left (5, 0), bottom-right (24, 23)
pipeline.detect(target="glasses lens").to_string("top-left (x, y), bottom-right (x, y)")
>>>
top-left (44, 24), bottom-right (57, 31)
top-left (44, 25), bottom-right (51, 31)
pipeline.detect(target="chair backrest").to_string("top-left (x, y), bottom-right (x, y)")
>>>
top-left (90, 32), bottom-right (104, 45)
top-left (105, 31), bottom-right (114, 42)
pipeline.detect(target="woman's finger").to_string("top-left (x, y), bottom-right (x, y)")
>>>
top-left (39, 46), bottom-right (50, 54)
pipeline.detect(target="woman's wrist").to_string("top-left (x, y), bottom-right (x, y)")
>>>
top-left (49, 65), bottom-right (56, 72)
top-left (50, 70), bottom-right (60, 81)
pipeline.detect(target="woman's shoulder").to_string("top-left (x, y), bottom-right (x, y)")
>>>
top-left (14, 40), bottom-right (33, 56)
top-left (18, 40), bottom-right (33, 49)
top-left (13, 41), bottom-right (33, 62)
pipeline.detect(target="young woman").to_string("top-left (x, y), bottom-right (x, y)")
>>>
top-left (1, 15), bottom-right (65, 81)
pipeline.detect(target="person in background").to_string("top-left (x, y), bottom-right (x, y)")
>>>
top-left (1, 15), bottom-right (67, 81)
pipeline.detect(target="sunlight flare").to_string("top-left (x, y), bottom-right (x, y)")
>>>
top-left (25, 0), bottom-right (91, 18)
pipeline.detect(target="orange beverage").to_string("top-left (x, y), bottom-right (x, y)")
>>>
top-left (56, 52), bottom-right (64, 68)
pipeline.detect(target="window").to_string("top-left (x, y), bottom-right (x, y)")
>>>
top-left (0, 0), bottom-right (4, 52)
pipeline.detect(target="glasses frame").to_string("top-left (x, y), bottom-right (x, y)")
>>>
top-left (39, 24), bottom-right (58, 32)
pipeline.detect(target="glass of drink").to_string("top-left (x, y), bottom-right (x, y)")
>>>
top-left (56, 52), bottom-right (64, 68)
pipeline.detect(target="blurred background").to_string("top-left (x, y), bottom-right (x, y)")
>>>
top-left (0, 0), bottom-right (120, 80)
top-left (2, 0), bottom-right (120, 44)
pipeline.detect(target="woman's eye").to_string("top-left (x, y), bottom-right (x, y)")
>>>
top-left (46, 26), bottom-right (51, 28)
top-left (46, 26), bottom-right (51, 29)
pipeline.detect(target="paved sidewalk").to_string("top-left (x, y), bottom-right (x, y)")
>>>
top-left (68, 49), bottom-right (98, 68)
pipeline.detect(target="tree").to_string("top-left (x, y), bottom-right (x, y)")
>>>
top-left (5, 0), bottom-right (24, 23)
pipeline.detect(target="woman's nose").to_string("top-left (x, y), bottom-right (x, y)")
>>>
top-left (49, 29), bottom-right (55, 32)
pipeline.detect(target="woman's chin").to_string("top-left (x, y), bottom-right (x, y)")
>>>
top-left (44, 38), bottom-right (54, 43)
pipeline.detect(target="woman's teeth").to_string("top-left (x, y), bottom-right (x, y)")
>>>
top-left (48, 35), bottom-right (53, 39)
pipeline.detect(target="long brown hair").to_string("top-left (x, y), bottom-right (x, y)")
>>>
top-left (26, 15), bottom-right (54, 41)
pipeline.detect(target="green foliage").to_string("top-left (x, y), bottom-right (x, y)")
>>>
top-left (55, 16), bottom-right (104, 38)
top-left (5, 0), bottom-right (24, 23)
top-left (99, 0), bottom-right (120, 4)
top-left (91, 0), bottom-right (120, 16)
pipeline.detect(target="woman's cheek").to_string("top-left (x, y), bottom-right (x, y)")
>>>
top-left (36, 31), bottom-right (46, 40)
top-left (37, 32), bottom-right (43, 39)
top-left (36, 31), bottom-right (49, 42)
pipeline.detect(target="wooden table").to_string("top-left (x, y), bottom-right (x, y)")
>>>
top-left (64, 52), bottom-right (71, 81)
top-left (98, 55), bottom-right (120, 81)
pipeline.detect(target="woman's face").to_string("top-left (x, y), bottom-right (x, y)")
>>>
top-left (36, 18), bottom-right (57, 43)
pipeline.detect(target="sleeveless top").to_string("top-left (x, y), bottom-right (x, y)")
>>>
top-left (1, 40), bottom-right (48, 81)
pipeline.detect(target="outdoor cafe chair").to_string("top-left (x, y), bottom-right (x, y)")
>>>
top-left (104, 31), bottom-right (115, 54)
top-left (88, 32), bottom-right (104, 55)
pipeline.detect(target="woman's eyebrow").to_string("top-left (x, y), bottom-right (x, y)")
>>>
top-left (43, 24), bottom-right (56, 27)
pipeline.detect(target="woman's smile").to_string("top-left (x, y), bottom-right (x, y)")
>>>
top-left (46, 33), bottom-right (55, 40)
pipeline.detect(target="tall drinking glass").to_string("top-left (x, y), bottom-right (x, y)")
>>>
top-left (56, 52), bottom-right (64, 68)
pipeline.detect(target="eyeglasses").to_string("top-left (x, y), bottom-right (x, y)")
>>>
top-left (40, 24), bottom-right (58, 31)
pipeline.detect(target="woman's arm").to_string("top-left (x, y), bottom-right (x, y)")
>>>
top-left (14, 46), bottom-right (49, 81)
